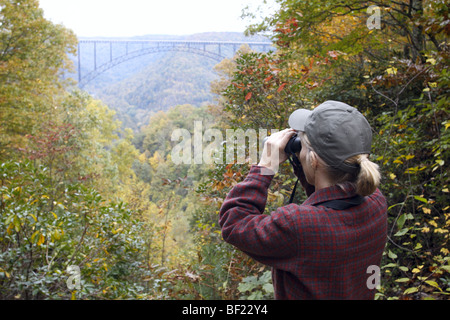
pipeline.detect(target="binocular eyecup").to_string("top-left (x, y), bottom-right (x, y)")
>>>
top-left (284, 134), bottom-right (302, 155)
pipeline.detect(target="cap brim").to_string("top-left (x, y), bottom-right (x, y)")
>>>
top-left (288, 109), bottom-right (312, 131)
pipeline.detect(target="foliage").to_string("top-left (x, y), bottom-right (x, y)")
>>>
top-left (0, 160), bottom-right (152, 299)
top-left (372, 53), bottom-right (450, 299)
top-left (0, 0), bottom-right (77, 159)
top-left (238, 270), bottom-right (274, 300)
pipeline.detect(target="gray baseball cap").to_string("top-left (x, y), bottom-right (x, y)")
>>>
top-left (288, 101), bottom-right (373, 173)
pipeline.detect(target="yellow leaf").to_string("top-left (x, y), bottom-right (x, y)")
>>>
top-left (443, 188), bottom-right (449, 193)
top-left (422, 207), bottom-right (431, 214)
top-left (444, 121), bottom-right (450, 130)
top-left (30, 214), bottom-right (37, 223)
top-left (0, 267), bottom-right (10, 278)
top-left (389, 173), bottom-right (396, 180)
top-left (386, 67), bottom-right (397, 75)
top-left (53, 229), bottom-right (62, 241)
top-left (37, 234), bottom-right (45, 246)
top-left (426, 58), bottom-right (436, 65)
top-left (31, 230), bottom-right (39, 242)
top-left (425, 280), bottom-right (442, 291)
top-left (428, 220), bottom-right (438, 227)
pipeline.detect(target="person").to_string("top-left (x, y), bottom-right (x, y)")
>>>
top-left (219, 100), bottom-right (387, 300)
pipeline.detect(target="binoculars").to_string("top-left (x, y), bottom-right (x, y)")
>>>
top-left (264, 133), bottom-right (302, 155)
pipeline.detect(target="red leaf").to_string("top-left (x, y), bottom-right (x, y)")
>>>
top-left (277, 83), bottom-right (287, 93)
top-left (245, 92), bottom-right (252, 101)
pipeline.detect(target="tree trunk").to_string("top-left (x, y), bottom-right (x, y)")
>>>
top-left (410, 0), bottom-right (425, 62)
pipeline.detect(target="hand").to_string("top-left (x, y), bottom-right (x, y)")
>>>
top-left (258, 129), bottom-right (296, 174)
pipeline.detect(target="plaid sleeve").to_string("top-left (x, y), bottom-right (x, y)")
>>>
top-left (219, 166), bottom-right (298, 266)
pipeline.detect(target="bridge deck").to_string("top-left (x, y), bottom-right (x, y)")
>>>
top-left (78, 39), bottom-right (272, 46)
top-left (76, 39), bottom-right (273, 87)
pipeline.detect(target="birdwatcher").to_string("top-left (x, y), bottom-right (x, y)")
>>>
top-left (219, 100), bottom-right (387, 300)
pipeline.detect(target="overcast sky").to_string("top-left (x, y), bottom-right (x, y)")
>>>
top-left (39, 0), bottom-right (277, 38)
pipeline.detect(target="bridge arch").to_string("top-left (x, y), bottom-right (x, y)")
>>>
top-left (76, 40), bottom-right (273, 88)
top-left (78, 45), bottom-right (225, 88)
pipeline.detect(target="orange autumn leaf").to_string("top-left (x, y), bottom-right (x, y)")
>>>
top-left (277, 83), bottom-right (287, 93)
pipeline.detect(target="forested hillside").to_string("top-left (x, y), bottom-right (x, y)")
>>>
top-left (0, 0), bottom-right (449, 301)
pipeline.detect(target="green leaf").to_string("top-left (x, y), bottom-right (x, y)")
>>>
top-left (394, 228), bottom-right (409, 237)
top-left (14, 216), bottom-right (21, 233)
top-left (414, 195), bottom-right (428, 203)
top-left (403, 287), bottom-right (419, 295)
top-left (262, 283), bottom-right (274, 293)
top-left (388, 250), bottom-right (398, 259)
top-left (248, 291), bottom-right (264, 300)
top-left (397, 214), bottom-right (406, 229)
top-left (5, 215), bottom-right (14, 226)
top-left (395, 278), bottom-right (410, 283)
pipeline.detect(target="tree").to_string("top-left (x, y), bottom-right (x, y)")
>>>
top-left (0, 0), bottom-right (77, 159)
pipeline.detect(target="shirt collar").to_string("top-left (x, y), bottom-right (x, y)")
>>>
top-left (302, 182), bottom-right (357, 206)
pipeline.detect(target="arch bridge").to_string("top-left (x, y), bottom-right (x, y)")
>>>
top-left (76, 39), bottom-right (273, 88)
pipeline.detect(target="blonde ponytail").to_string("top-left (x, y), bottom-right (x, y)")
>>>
top-left (353, 155), bottom-right (381, 196)
top-left (345, 154), bottom-right (381, 196)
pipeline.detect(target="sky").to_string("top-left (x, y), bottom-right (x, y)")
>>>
top-left (39, 0), bottom-right (277, 38)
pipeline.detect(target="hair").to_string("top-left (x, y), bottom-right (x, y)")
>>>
top-left (299, 133), bottom-right (381, 196)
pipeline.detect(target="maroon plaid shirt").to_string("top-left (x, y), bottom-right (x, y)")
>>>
top-left (219, 166), bottom-right (387, 300)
